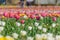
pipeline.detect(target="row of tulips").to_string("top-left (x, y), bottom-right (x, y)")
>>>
top-left (0, 12), bottom-right (60, 40)
top-left (2, 12), bottom-right (60, 20)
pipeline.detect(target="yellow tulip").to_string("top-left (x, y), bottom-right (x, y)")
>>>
top-left (41, 37), bottom-right (47, 40)
top-left (19, 14), bottom-right (22, 16)
top-left (5, 36), bottom-right (14, 40)
top-left (19, 14), bottom-right (26, 17)
top-left (22, 14), bottom-right (26, 16)
top-left (0, 37), bottom-right (6, 40)
top-left (2, 16), bottom-right (5, 19)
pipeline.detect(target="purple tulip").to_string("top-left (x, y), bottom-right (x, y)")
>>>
top-left (36, 16), bottom-right (40, 20)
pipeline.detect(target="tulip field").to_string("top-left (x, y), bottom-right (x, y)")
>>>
top-left (0, 6), bottom-right (60, 40)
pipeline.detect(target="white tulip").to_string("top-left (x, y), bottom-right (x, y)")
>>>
top-left (47, 37), bottom-right (55, 40)
top-left (23, 15), bottom-right (28, 19)
top-left (12, 33), bottom-right (18, 39)
top-left (42, 28), bottom-right (47, 32)
top-left (6, 36), bottom-right (11, 38)
top-left (28, 26), bottom-right (32, 30)
top-left (52, 23), bottom-right (56, 27)
top-left (38, 26), bottom-right (42, 30)
top-left (47, 33), bottom-right (53, 37)
top-left (0, 27), bottom-right (4, 32)
top-left (16, 22), bottom-right (21, 26)
top-left (56, 35), bottom-right (60, 40)
top-left (35, 34), bottom-right (42, 40)
top-left (0, 21), bottom-right (5, 26)
top-left (27, 37), bottom-right (34, 40)
top-left (47, 33), bottom-right (55, 40)
top-left (40, 16), bottom-right (43, 20)
top-left (1, 21), bottom-right (5, 26)
top-left (35, 22), bottom-right (39, 26)
top-left (20, 30), bottom-right (27, 36)
top-left (41, 34), bottom-right (47, 40)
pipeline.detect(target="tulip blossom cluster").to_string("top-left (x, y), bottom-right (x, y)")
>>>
top-left (0, 12), bottom-right (60, 40)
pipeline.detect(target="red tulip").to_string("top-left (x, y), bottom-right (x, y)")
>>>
top-left (17, 11), bottom-right (20, 15)
top-left (20, 20), bottom-right (25, 24)
top-left (14, 14), bottom-right (20, 20)
top-left (41, 13), bottom-right (47, 17)
top-left (30, 15), bottom-right (35, 19)
top-left (36, 16), bottom-right (40, 20)
top-left (52, 17), bottom-right (57, 21)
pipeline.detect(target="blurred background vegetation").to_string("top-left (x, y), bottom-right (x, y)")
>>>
top-left (0, 0), bottom-right (60, 6)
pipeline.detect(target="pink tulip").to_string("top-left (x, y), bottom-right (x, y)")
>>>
top-left (3, 12), bottom-right (9, 17)
top-left (9, 13), bottom-right (15, 18)
top-left (41, 13), bottom-right (47, 17)
top-left (20, 20), bottom-right (25, 24)
top-left (57, 12), bottom-right (60, 14)
top-left (52, 17), bottom-right (57, 21)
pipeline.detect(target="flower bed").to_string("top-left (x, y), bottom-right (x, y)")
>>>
top-left (0, 12), bottom-right (60, 40)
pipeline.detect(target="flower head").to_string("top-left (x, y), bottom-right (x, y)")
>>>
top-left (6, 36), bottom-right (14, 40)
top-left (12, 33), bottom-right (18, 39)
top-left (0, 27), bottom-right (4, 32)
top-left (38, 26), bottom-right (42, 30)
top-left (14, 14), bottom-right (20, 20)
top-left (16, 22), bottom-right (21, 26)
top-left (52, 17), bottom-right (57, 21)
top-left (9, 13), bottom-right (14, 18)
top-left (41, 13), bottom-right (47, 17)
top-left (0, 35), bottom-right (5, 40)
top-left (36, 16), bottom-right (40, 20)
top-left (42, 28), bottom-right (47, 32)
top-left (35, 22), bottom-right (39, 26)
top-left (56, 35), bottom-right (60, 40)
top-left (35, 34), bottom-right (42, 40)
top-left (23, 15), bottom-right (28, 19)
top-left (20, 30), bottom-right (27, 36)
top-left (0, 21), bottom-right (6, 26)
top-left (52, 23), bottom-right (56, 27)
top-left (47, 33), bottom-right (53, 37)
top-left (30, 15), bottom-right (35, 19)
top-left (20, 20), bottom-right (25, 24)
top-left (1, 21), bottom-right (6, 26)
top-left (41, 34), bottom-right (47, 40)
top-left (27, 37), bottom-right (34, 40)
top-left (3, 12), bottom-right (9, 17)
top-left (28, 26), bottom-right (32, 30)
